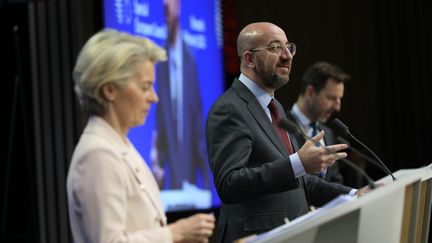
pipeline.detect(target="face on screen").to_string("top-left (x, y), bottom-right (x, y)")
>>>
top-left (163, 0), bottom-right (180, 41)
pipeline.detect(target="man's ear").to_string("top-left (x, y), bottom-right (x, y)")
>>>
top-left (305, 84), bottom-right (316, 97)
top-left (101, 83), bottom-right (117, 102)
top-left (243, 51), bottom-right (256, 68)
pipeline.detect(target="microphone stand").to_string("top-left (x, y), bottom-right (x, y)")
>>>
top-left (336, 136), bottom-right (385, 172)
top-left (332, 119), bottom-right (396, 181)
top-left (338, 159), bottom-right (376, 189)
top-left (2, 25), bottom-right (32, 238)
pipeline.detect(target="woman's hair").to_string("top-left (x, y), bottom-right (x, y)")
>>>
top-left (73, 28), bottom-right (167, 115)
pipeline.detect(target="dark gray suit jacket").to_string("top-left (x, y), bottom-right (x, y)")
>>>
top-left (286, 112), bottom-right (344, 184)
top-left (155, 41), bottom-right (210, 190)
top-left (205, 78), bottom-right (352, 243)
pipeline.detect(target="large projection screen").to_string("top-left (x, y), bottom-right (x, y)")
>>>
top-left (103, 0), bottom-right (224, 212)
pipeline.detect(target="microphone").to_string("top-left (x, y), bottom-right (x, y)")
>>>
top-left (335, 136), bottom-right (383, 170)
top-left (278, 118), bottom-right (303, 137)
top-left (278, 118), bottom-right (376, 189)
top-left (331, 118), bottom-right (396, 181)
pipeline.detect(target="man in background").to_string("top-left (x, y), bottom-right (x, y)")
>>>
top-left (151, 0), bottom-right (210, 192)
top-left (287, 62), bottom-right (350, 184)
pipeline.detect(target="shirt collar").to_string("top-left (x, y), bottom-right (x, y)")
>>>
top-left (168, 29), bottom-right (183, 66)
top-left (239, 73), bottom-right (273, 110)
top-left (292, 103), bottom-right (313, 128)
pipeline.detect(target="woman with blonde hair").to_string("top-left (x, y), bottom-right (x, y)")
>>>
top-left (67, 29), bottom-right (215, 243)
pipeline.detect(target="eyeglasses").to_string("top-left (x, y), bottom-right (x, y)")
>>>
top-left (250, 42), bottom-right (297, 56)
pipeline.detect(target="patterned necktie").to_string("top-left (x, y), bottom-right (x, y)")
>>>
top-left (268, 99), bottom-right (294, 154)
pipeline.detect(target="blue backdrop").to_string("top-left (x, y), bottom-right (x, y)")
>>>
top-left (104, 0), bottom-right (224, 210)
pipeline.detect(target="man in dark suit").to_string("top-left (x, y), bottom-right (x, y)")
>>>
top-left (151, 0), bottom-right (210, 191)
top-left (287, 62), bottom-right (351, 184)
top-left (205, 22), bottom-right (362, 243)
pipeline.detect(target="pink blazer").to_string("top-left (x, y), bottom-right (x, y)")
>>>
top-left (67, 116), bottom-right (172, 243)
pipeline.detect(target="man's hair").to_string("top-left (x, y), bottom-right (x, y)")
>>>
top-left (299, 62), bottom-right (350, 94)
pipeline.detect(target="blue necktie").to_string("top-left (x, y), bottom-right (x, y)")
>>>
top-left (310, 122), bottom-right (320, 146)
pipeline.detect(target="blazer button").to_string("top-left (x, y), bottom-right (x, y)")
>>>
top-left (155, 217), bottom-right (163, 226)
top-left (135, 167), bottom-right (140, 173)
top-left (139, 184), bottom-right (145, 190)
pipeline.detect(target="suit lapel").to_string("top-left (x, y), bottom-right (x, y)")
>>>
top-left (321, 124), bottom-right (335, 145)
top-left (121, 149), bottom-right (168, 224)
top-left (232, 79), bottom-right (289, 157)
top-left (286, 112), bottom-right (303, 152)
top-left (289, 132), bottom-right (300, 152)
top-left (156, 61), bottom-right (178, 161)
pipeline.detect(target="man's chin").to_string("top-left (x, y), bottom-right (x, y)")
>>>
top-left (276, 76), bottom-right (290, 88)
top-left (319, 116), bottom-right (331, 123)
top-left (265, 74), bottom-right (290, 89)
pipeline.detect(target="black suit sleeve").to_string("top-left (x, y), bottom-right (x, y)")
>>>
top-left (303, 174), bottom-right (352, 207)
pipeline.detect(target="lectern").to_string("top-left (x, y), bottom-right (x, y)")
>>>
top-left (239, 164), bottom-right (432, 243)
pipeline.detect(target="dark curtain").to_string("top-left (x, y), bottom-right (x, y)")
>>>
top-left (1, 0), bottom-right (102, 242)
top-left (376, 0), bottom-right (432, 172)
top-left (26, 1), bottom-right (102, 242)
top-left (1, 3), bottom-right (36, 243)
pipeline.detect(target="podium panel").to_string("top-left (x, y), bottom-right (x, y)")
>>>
top-left (420, 179), bottom-right (432, 243)
top-left (416, 179), bottom-right (429, 243)
top-left (313, 210), bottom-right (359, 243)
top-left (242, 164), bottom-right (432, 243)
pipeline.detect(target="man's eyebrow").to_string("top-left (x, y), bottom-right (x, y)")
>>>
top-left (266, 40), bottom-right (288, 45)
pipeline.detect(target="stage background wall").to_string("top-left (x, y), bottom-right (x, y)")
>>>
top-left (1, 0), bottom-right (430, 242)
